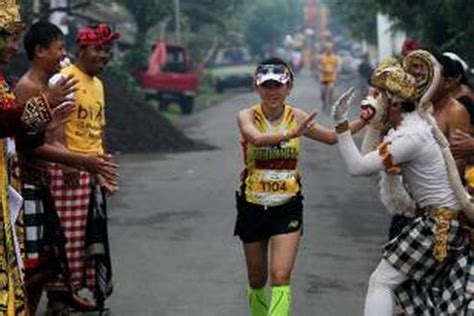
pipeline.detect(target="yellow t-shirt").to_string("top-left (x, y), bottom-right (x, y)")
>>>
top-left (241, 105), bottom-right (301, 206)
top-left (319, 53), bottom-right (339, 83)
top-left (62, 65), bottom-right (106, 154)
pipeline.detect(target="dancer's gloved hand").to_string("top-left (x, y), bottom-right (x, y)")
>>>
top-left (331, 87), bottom-right (355, 124)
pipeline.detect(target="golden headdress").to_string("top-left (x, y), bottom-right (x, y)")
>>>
top-left (402, 49), bottom-right (441, 103)
top-left (0, 0), bottom-right (23, 34)
top-left (370, 57), bottom-right (416, 100)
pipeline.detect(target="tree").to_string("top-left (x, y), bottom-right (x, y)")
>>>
top-left (374, 0), bottom-right (474, 65)
top-left (322, 0), bottom-right (378, 44)
top-left (242, 0), bottom-right (305, 57)
top-left (117, 0), bottom-right (173, 44)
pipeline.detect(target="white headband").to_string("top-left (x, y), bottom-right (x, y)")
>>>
top-left (443, 52), bottom-right (469, 72)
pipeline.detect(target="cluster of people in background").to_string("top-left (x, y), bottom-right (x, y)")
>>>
top-left (0, 1), bottom-right (118, 315)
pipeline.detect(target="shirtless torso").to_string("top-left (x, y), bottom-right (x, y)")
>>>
top-left (432, 94), bottom-right (470, 172)
top-left (432, 95), bottom-right (470, 139)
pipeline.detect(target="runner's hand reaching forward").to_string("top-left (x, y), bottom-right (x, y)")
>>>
top-left (292, 111), bottom-right (317, 138)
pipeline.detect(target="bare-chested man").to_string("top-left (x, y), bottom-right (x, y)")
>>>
top-left (14, 21), bottom-right (117, 315)
top-left (443, 52), bottom-right (474, 193)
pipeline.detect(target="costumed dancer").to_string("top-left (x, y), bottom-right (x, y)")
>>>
top-left (332, 55), bottom-right (474, 315)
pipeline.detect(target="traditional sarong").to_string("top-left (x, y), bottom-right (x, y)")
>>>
top-left (22, 184), bottom-right (46, 270)
top-left (48, 166), bottom-right (95, 291)
top-left (383, 215), bottom-right (474, 315)
top-left (22, 183), bottom-right (67, 273)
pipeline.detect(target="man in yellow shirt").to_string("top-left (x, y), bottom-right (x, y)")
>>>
top-left (46, 24), bottom-right (119, 315)
top-left (318, 42), bottom-right (339, 110)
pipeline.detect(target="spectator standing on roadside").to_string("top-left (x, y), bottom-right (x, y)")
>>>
top-left (46, 24), bottom-right (120, 315)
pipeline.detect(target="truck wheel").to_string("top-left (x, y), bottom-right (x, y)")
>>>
top-left (157, 93), bottom-right (169, 111)
top-left (180, 96), bottom-right (194, 114)
top-left (159, 101), bottom-right (169, 111)
top-left (216, 82), bottom-right (225, 93)
top-left (145, 93), bottom-right (154, 101)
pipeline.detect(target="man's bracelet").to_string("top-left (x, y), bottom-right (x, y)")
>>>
top-left (335, 121), bottom-right (350, 134)
top-left (21, 93), bottom-right (51, 133)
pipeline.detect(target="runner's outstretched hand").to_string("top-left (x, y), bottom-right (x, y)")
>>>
top-left (293, 111), bottom-right (317, 137)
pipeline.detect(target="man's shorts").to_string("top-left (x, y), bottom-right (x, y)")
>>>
top-left (234, 193), bottom-right (303, 243)
top-left (321, 80), bottom-right (335, 87)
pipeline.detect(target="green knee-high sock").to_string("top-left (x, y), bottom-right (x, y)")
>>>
top-left (247, 286), bottom-right (268, 316)
top-left (269, 285), bottom-right (292, 316)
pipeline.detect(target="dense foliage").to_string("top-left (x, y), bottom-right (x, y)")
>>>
top-left (323, 0), bottom-right (378, 44)
top-left (323, 0), bottom-right (474, 65)
top-left (376, 0), bottom-right (474, 66)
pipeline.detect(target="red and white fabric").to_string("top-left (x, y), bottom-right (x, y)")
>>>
top-left (48, 165), bottom-right (95, 290)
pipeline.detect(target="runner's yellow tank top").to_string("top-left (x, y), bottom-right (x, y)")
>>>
top-left (241, 105), bottom-right (301, 206)
top-left (319, 53), bottom-right (339, 82)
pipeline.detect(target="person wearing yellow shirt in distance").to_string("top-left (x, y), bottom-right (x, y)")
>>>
top-left (45, 24), bottom-right (119, 315)
top-left (236, 57), bottom-right (368, 316)
top-left (318, 42), bottom-right (339, 111)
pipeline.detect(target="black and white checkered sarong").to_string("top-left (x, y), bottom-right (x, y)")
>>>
top-left (383, 215), bottom-right (474, 315)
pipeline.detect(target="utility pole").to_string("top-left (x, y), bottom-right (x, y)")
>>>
top-left (174, 0), bottom-right (181, 43)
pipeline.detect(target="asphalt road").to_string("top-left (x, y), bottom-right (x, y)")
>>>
top-left (103, 71), bottom-right (390, 316)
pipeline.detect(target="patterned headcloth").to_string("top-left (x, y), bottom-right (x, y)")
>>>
top-left (0, 0), bottom-right (23, 34)
top-left (76, 24), bottom-right (120, 46)
top-left (370, 57), bottom-right (416, 100)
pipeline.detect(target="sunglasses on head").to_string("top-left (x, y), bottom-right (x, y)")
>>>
top-left (260, 80), bottom-right (285, 89)
top-left (255, 64), bottom-right (287, 76)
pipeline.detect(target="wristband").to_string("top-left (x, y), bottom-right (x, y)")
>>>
top-left (335, 121), bottom-right (349, 134)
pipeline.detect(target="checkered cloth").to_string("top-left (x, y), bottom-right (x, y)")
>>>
top-left (48, 166), bottom-right (95, 291)
top-left (22, 183), bottom-right (46, 269)
top-left (383, 215), bottom-right (474, 315)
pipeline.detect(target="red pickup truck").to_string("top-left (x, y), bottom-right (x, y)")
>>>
top-left (136, 41), bottom-right (199, 114)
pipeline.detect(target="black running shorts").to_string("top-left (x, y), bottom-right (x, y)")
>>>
top-left (234, 192), bottom-right (303, 243)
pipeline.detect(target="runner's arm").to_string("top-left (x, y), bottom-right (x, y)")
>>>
top-left (238, 109), bottom-right (297, 146)
top-left (292, 108), bottom-right (367, 144)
